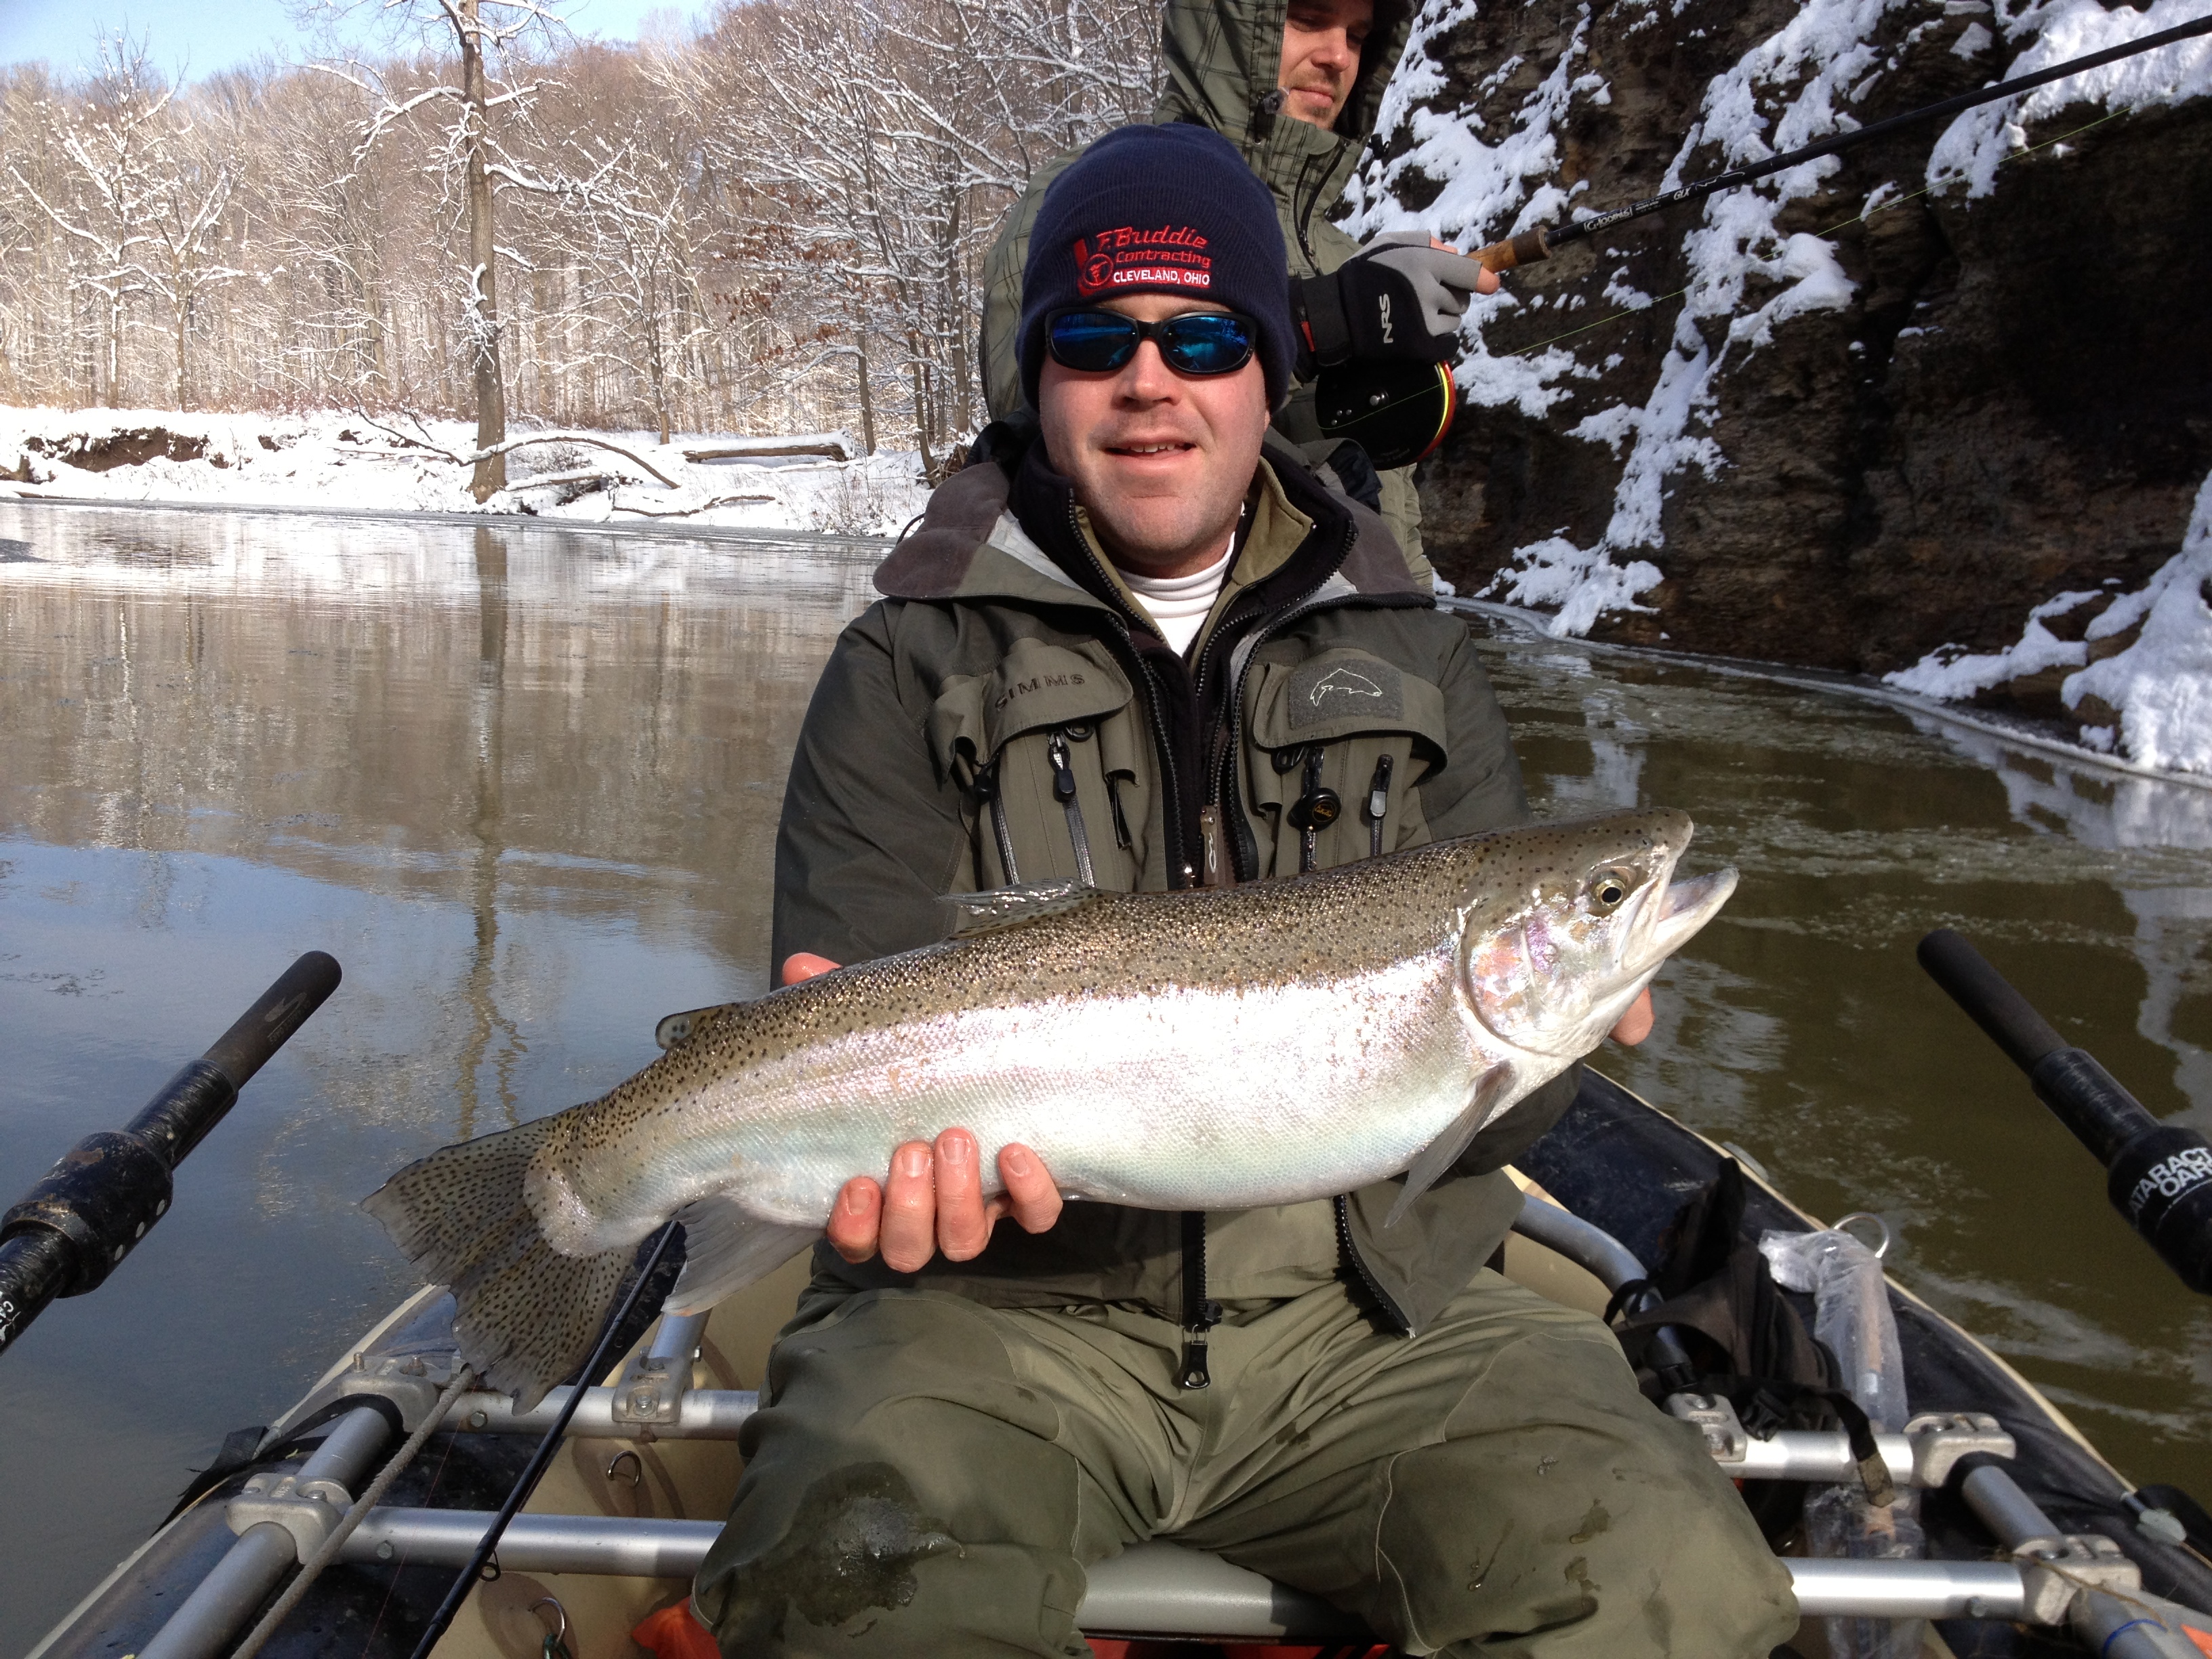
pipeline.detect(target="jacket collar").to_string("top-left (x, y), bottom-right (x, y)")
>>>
top-left (873, 424), bottom-right (1429, 614)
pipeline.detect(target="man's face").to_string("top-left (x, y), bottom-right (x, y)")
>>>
top-left (1278, 0), bottom-right (1374, 130)
top-left (1038, 293), bottom-right (1270, 581)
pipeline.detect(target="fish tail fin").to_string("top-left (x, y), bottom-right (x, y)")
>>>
top-left (363, 1116), bottom-right (636, 1410)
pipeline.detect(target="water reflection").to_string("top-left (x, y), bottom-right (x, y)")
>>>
top-left (1479, 624), bottom-right (2212, 1511)
top-left (0, 502), bottom-right (883, 1652)
top-left (2, 506), bottom-right (2209, 1652)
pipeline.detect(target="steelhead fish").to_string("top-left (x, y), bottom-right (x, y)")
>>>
top-left (367, 808), bottom-right (1735, 1404)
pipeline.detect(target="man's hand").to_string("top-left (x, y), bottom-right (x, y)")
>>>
top-left (779, 954), bottom-right (1066, 1271)
top-left (1610, 987), bottom-right (1654, 1046)
top-left (1295, 232), bottom-right (1503, 368)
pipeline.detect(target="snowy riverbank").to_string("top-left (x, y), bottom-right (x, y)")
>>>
top-left (0, 407), bottom-right (932, 537)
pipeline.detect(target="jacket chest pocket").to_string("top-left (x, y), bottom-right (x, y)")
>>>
top-left (1244, 649), bottom-right (1448, 878)
top-left (927, 638), bottom-right (1146, 891)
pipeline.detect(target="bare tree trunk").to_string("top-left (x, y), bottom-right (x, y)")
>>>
top-left (459, 0), bottom-right (507, 499)
top-left (854, 323), bottom-right (877, 455)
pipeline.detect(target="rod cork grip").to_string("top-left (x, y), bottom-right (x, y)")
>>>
top-left (1477, 228), bottom-right (1551, 272)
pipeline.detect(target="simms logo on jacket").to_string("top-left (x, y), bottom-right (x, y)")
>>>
top-left (1073, 224), bottom-right (1212, 296)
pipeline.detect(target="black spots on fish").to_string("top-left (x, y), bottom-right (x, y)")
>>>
top-left (1567, 1499), bottom-right (1610, 1544)
top-left (713, 1463), bottom-right (961, 1643)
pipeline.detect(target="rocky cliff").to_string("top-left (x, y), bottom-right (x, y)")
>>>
top-left (1347, 0), bottom-right (2212, 773)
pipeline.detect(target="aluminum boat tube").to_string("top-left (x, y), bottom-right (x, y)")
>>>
top-left (138, 1406), bottom-right (390, 1659)
top-left (1785, 1558), bottom-right (2026, 1620)
top-left (451, 1384), bottom-right (757, 1437)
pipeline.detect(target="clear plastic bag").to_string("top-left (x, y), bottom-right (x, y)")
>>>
top-left (1762, 1225), bottom-right (1925, 1659)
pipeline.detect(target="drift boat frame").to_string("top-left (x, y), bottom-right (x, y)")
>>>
top-left (28, 1070), bottom-right (2212, 1659)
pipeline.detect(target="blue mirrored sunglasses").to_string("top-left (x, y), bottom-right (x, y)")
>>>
top-left (1046, 309), bottom-right (1258, 377)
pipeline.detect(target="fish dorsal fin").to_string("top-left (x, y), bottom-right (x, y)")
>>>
top-left (1385, 1062), bottom-right (1519, 1229)
top-left (663, 1195), bottom-right (819, 1315)
top-left (942, 880), bottom-right (1107, 937)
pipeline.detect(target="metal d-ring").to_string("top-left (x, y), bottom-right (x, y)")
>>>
top-left (531, 1597), bottom-right (568, 1646)
top-left (1832, 1211), bottom-right (1892, 1259)
top-left (605, 1448), bottom-right (645, 1487)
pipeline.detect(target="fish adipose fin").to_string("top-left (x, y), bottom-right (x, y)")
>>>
top-left (663, 1195), bottom-right (819, 1315)
top-left (363, 1116), bottom-right (640, 1410)
top-left (1385, 1063), bottom-right (1517, 1229)
top-left (943, 880), bottom-right (1105, 937)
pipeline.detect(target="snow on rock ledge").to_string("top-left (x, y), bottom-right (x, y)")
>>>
top-left (1890, 469), bottom-right (2212, 777)
top-left (1355, 0), bottom-right (2212, 777)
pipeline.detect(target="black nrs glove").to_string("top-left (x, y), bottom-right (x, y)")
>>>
top-left (1293, 230), bottom-right (1488, 369)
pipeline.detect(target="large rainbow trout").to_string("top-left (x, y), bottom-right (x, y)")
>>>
top-left (367, 809), bottom-right (1734, 1404)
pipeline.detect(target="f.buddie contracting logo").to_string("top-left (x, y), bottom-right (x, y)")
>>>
top-left (1074, 224), bottom-right (1212, 296)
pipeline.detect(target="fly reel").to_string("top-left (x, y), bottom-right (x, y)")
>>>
top-left (1313, 358), bottom-right (1457, 471)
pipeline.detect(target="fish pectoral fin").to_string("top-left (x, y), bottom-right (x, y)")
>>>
top-left (663, 1196), bottom-right (819, 1315)
top-left (942, 880), bottom-right (1107, 937)
top-left (1384, 1063), bottom-right (1519, 1229)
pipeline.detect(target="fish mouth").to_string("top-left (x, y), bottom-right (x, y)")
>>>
top-left (1641, 866), bottom-right (1738, 964)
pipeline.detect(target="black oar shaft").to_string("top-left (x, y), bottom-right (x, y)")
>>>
top-left (1474, 12), bottom-right (2212, 269)
top-left (1918, 929), bottom-right (2212, 1294)
top-left (0, 951), bottom-right (342, 1359)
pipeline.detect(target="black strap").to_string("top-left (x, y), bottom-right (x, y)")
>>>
top-left (1685, 1372), bottom-right (1896, 1507)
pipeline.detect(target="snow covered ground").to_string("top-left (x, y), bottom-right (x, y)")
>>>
top-left (0, 406), bottom-right (932, 538)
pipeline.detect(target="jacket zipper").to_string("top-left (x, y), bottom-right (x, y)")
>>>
top-left (977, 758), bottom-right (1020, 884)
top-left (1048, 726), bottom-right (1097, 886)
top-left (1366, 753), bottom-right (1393, 859)
top-left (1065, 501), bottom-right (1197, 887)
top-left (1179, 1210), bottom-right (1222, 1389)
top-left (1334, 1194), bottom-right (1410, 1332)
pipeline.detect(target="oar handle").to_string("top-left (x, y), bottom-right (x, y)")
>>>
top-left (0, 951), bottom-right (342, 1358)
top-left (1917, 929), bottom-right (2212, 1294)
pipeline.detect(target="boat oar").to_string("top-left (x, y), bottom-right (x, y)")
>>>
top-left (1467, 12), bottom-right (2212, 274)
top-left (0, 950), bottom-right (343, 1359)
top-left (1918, 928), bottom-right (2212, 1294)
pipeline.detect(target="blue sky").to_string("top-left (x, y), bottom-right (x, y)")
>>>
top-left (0, 0), bottom-right (709, 81)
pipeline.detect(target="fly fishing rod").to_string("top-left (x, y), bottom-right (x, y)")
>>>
top-left (1469, 12), bottom-right (2212, 273)
top-left (403, 1218), bottom-right (683, 1659)
top-left (1319, 13), bottom-right (2212, 466)
top-left (0, 950), bottom-right (343, 1358)
top-left (1918, 928), bottom-right (2212, 1294)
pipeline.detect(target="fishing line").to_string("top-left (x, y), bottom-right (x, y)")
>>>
top-left (1499, 106), bottom-right (2131, 359)
top-left (404, 1219), bottom-right (682, 1659)
top-left (1472, 9), bottom-right (2212, 272)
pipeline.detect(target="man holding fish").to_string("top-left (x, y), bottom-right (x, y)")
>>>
top-left (680, 125), bottom-right (1799, 1654)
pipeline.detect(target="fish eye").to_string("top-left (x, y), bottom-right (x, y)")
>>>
top-left (1586, 869), bottom-right (1634, 914)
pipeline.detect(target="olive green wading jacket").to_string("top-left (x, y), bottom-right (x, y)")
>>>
top-left (977, 0), bottom-right (1432, 565)
top-left (771, 426), bottom-right (1576, 1340)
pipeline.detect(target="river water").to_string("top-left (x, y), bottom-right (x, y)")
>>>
top-left (1, 502), bottom-right (2207, 1650)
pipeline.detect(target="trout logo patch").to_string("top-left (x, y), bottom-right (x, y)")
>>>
top-left (1286, 659), bottom-right (1404, 731)
top-left (1073, 224), bottom-right (1213, 297)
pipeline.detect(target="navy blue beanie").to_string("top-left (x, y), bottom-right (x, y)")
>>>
top-left (1019, 123), bottom-right (1293, 411)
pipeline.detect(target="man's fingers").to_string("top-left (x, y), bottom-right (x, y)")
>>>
top-left (825, 1176), bottom-right (882, 1263)
top-left (1610, 987), bottom-right (1655, 1046)
top-left (877, 1141), bottom-right (938, 1272)
top-left (998, 1143), bottom-right (1064, 1235)
top-left (933, 1128), bottom-right (993, 1261)
top-left (781, 952), bottom-right (841, 987)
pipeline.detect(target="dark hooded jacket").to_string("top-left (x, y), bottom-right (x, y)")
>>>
top-left (976, 0), bottom-right (1431, 562)
top-left (770, 424), bottom-right (1576, 1336)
